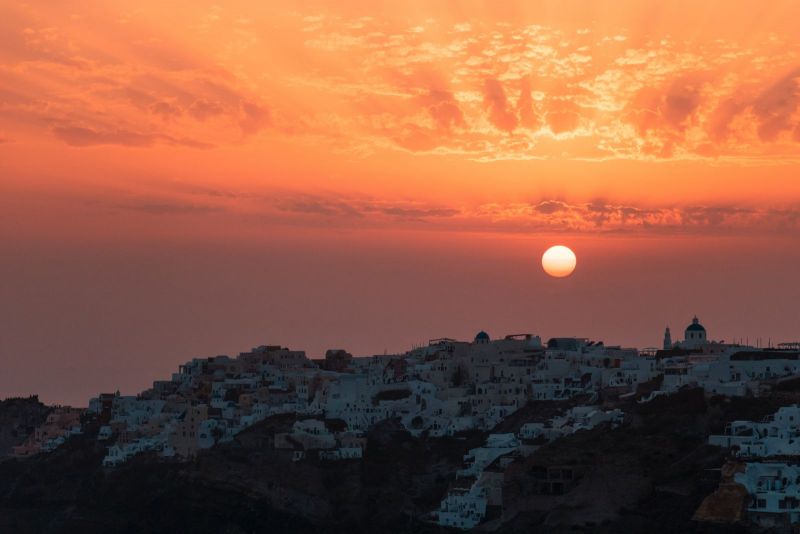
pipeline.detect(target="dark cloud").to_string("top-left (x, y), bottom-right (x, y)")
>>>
top-left (623, 68), bottom-right (799, 155)
top-left (148, 101), bottom-right (182, 120)
top-left (51, 125), bottom-right (213, 149)
top-left (534, 200), bottom-right (568, 214)
top-left (752, 67), bottom-right (800, 141)
top-left (53, 126), bottom-right (155, 147)
top-left (113, 200), bottom-right (222, 215)
top-left (278, 197), bottom-right (364, 218)
top-left (483, 79), bottom-right (518, 132)
top-left (188, 99), bottom-right (225, 121)
top-left (373, 206), bottom-right (459, 219)
top-left (663, 75), bottom-right (704, 129)
top-left (368, 89), bottom-right (464, 152)
top-left (239, 100), bottom-right (270, 135)
top-left (116, 77), bottom-right (270, 135)
top-left (277, 195), bottom-right (460, 221)
top-left (82, 195), bottom-right (223, 215)
top-left (420, 90), bottom-right (465, 131)
top-left (519, 199), bottom-right (800, 235)
top-left (707, 96), bottom-right (748, 142)
top-left (160, 182), bottom-right (241, 199)
top-left (517, 77), bottom-right (541, 129)
top-left (627, 74), bottom-right (706, 140)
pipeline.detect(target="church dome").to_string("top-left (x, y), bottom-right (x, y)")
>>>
top-left (474, 331), bottom-right (490, 343)
top-left (686, 316), bottom-right (705, 332)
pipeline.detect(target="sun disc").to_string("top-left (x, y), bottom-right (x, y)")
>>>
top-left (542, 245), bottom-right (577, 278)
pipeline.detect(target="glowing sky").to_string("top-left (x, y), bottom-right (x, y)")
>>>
top-left (2, 1), bottom-right (800, 405)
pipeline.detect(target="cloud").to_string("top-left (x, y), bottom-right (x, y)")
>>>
top-left (113, 199), bottom-right (222, 214)
top-left (278, 197), bottom-right (364, 218)
top-left (1, 5), bottom-right (799, 161)
top-left (158, 181), bottom-right (241, 199)
top-left (752, 67), bottom-right (800, 142)
top-left (0, 5), bottom-right (272, 150)
top-left (148, 101), bottom-right (183, 120)
top-left (663, 74), bottom-right (705, 130)
top-left (625, 73), bottom-right (708, 139)
top-left (78, 190), bottom-right (226, 215)
top-left (239, 100), bottom-right (270, 135)
top-left (52, 125), bottom-right (213, 149)
top-left (373, 205), bottom-right (460, 219)
top-left (53, 126), bottom-right (155, 147)
top-left (533, 200), bottom-right (568, 214)
top-left (69, 182), bottom-right (800, 237)
top-left (291, 13), bottom-right (800, 160)
top-left (419, 90), bottom-right (465, 132)
top-left (483, 79), bottom-right (518, 132)
top-left (517, 76), bottom-right (541, 129)
top-left (471, 199), bottom-right (800, 235)
top-left (706, 96), bottom-right (749, 142)
top-left (545, 99), bottom-right (582, 134)
top-left (265, 190), bottom-right (800, 236)
top-left (188, 99), bottom-right (225, 120)
top-left (276, 194), bottom-right (460, 222)
top-left (391, 123), bottom-right (440, 151)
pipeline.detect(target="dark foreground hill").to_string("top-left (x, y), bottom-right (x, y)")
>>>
top-left (2, 389), bottom-right (799, 533)
top-left (0, 396), bottom-right (50, 458)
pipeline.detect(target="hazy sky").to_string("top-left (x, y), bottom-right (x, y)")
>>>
top-left (2, 0), bottom-right (800, 405)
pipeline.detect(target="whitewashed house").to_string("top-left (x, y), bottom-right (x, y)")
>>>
top-left (735, 462), bottom-right (800, 527)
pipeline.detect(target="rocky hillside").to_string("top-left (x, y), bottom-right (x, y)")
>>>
top-left (493, 388), bottom-right (800, 532)
top-left (2, 389), bottom-right (799, 533)
top-left (0, 396), bottom-right (50, 457)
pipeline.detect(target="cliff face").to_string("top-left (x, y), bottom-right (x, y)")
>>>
top-left (178, 417), bottom-right (485, 532)
top-left (0, 390), bottom-right (798, 533)
top-left (496, 388), bottom-right (798, 533)
top-left (0, 396), bottom-right (50, 457)
top-left (0, 414), bottom-right (469, 533)
top-left (498, 388), bottom-right (724, 532)
top-left (0, 419), bottom-right (324, 534)
top-left (693, 461), bottom-right (748, 524)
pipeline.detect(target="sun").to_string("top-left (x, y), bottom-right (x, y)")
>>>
top-left (542, 245), bottom-right (577, 278)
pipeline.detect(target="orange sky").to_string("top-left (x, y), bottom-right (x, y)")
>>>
top-left (1, 1), bottom-right (800, 404)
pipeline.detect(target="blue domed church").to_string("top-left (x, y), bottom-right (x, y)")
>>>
top-left (474, 331), bottom-right (490, 344)
top-left (662, 316), bottom-right (708, 350)
top-left (683, 316), bottom-right (707, 349)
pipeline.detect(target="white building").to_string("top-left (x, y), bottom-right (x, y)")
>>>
top-left (518, 406), bottom-right (623, 443)
top-left (709, 405), bottom-right (800, 457)
top-left (458, 433), bottom-right (520, 479)
top-left (735, 463), bottom-right (800, 527)
top-left (434, 484), bottom-right (488, 530)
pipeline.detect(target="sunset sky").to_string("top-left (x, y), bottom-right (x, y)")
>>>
top-left (2, 1), bottom-right (800, 405)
